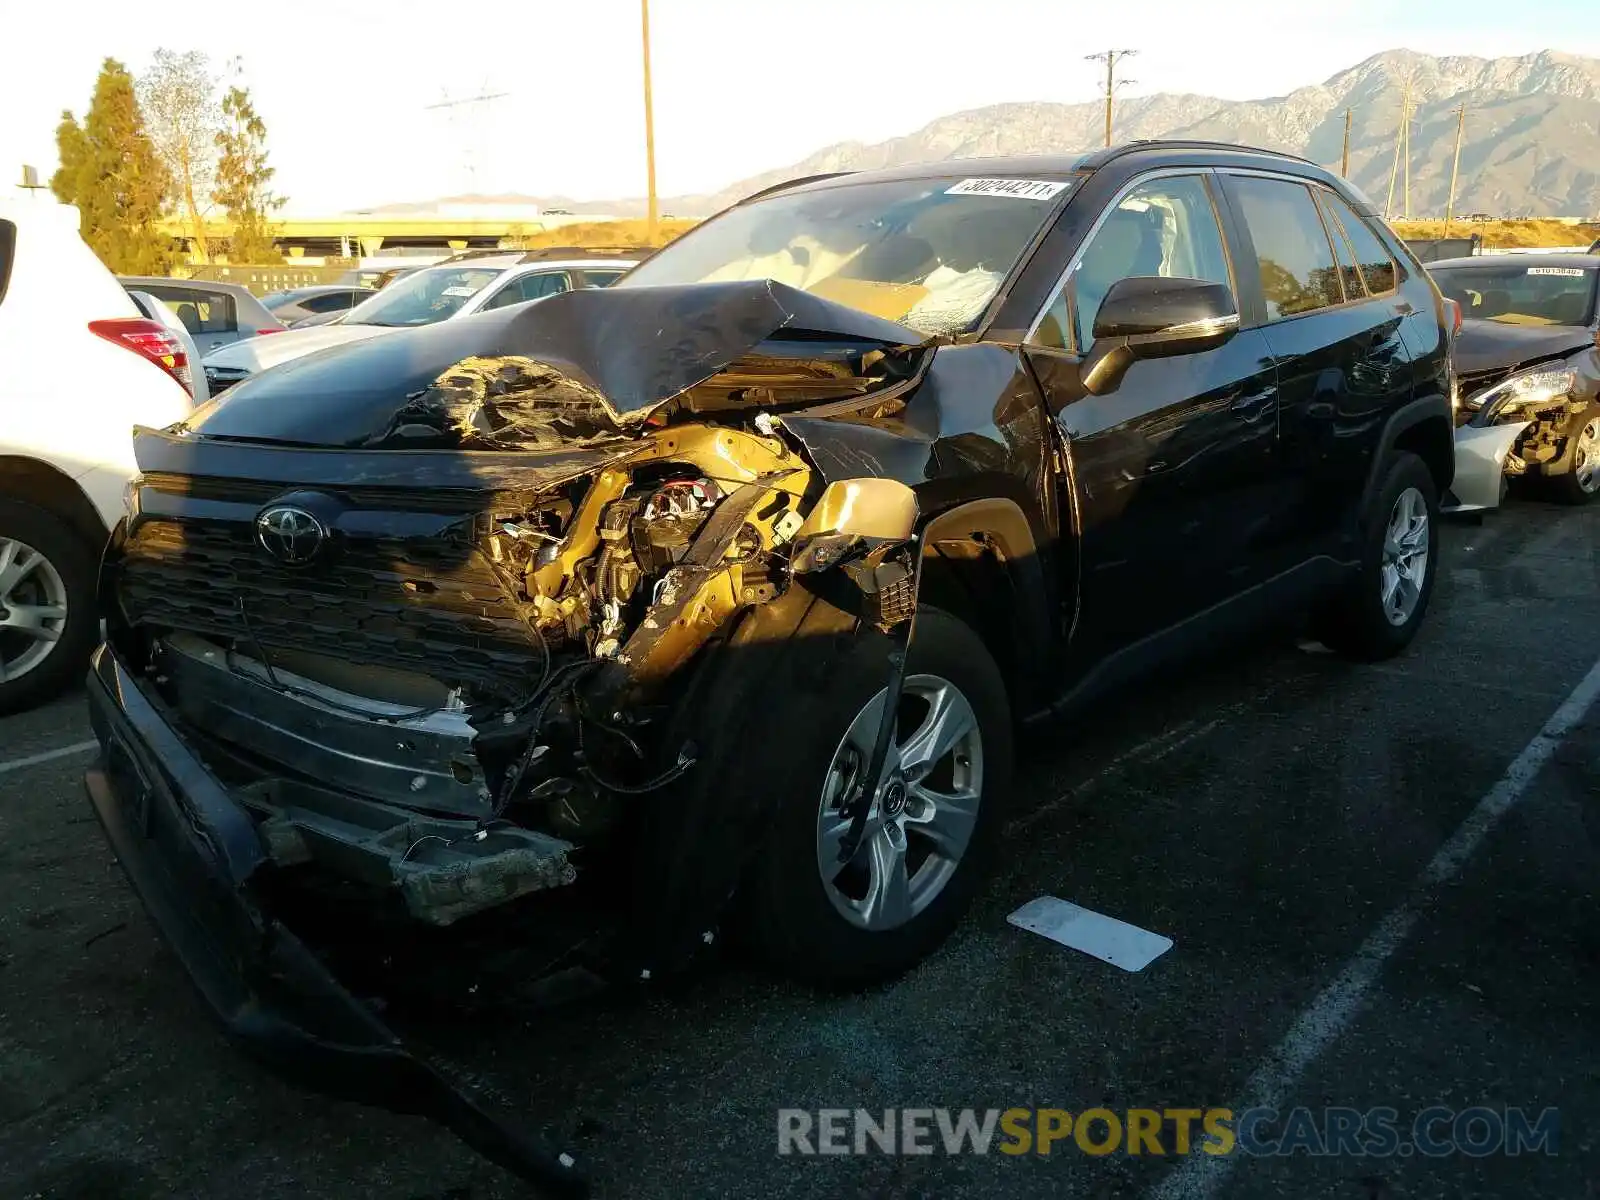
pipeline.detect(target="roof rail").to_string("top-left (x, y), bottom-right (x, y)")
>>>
top-left (514, 245), bottom-right (657, 263)
top-left (1080, 139), bottom-right (1322, 171)
top-left (437, 247), bottom-right (522, 264)
top-left (735, 172), bottom-right (857, 205)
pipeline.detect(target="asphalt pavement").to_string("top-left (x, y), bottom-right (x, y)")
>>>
top-left (0, 496), bottom-right (1595, 1200)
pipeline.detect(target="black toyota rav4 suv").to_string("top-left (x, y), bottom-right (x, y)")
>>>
top-left (85, 142), bottom-right (1453, 1188)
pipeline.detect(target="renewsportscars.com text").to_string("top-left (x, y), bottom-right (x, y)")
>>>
top-left (777, 1106), bottom-right (1559, 1158)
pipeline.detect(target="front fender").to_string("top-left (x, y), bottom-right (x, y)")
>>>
top-left (1445, 421), bottom-right (1530, 513)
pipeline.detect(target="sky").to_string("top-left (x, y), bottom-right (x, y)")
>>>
top-left (3, 0), bottom-right (1597, 214)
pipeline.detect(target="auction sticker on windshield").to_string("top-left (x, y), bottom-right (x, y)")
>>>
top-left (1527, 267), bottom-right (1588, 277)
top-left (946, 178), bottom-right (1071, 200)
top-left (442, 285), bottom-right (479, 297)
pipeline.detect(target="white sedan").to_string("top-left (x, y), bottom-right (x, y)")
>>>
top-left (202, 252), bottom-right (639, 392)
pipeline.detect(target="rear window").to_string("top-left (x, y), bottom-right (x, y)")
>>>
top-left (0, 219), bottom-right (15, 307)
top-left (150, 285), bottom-right (237, 334)
top-left (578, 269), bottom-right (625, 288)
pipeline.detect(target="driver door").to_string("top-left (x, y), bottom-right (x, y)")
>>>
top-left (1023, 171), bottom-right (1280, 658)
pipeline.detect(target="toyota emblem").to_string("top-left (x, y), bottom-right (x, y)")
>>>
top-left (255, 505), bottom-right (327, 565)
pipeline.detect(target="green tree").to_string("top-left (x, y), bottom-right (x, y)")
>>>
top-left (213, 82), bottom-right (284, 263)
top-left (50, 59), bottom-right (174, 274)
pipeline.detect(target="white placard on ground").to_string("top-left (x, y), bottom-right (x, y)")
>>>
top-left (1008, 896), bottom-right (1173, 972)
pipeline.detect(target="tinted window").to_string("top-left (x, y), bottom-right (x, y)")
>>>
top-left (1317, 194), bottom-right (1366, 299)
top-left (481, 271), bottom-right (571, 310)
top-left (150, 285), bottom-right (236, 333)
top-left (1320, 191), bottom-right (1398, 295)
top-left (0, 219), bottom-right (14, 307)
top-left (301, 291), bottom-right (362, 314)
top-left (1034, 175), bottom-right (1231, 351)
top-left (1230, 177), bottom-right (1344, 320)
top-left (520, 271), bottom-right (570, 301)
top-left (578, 269), bottom-right (625, 288)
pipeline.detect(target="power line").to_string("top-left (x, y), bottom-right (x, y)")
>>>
top-left (424, 86), bottom-right (511, 194)
top-left (1085, 50), bottom-right (1138, 147)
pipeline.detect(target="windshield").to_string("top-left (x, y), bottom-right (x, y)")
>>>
top-left (1432, 263), bottom-right (1597, 327)
top-left (343, 266), bottom-right (505, 327)
top-left (616, 175), bottom-right (1078, 335)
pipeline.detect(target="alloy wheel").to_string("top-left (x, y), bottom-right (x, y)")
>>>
top-left (0, 538), bottom-right (69, 684)
top-left (1380, 486), bottom-right (1430, 627)
top-left (1574, 419), bottom-right (1599, 495)
top-left (815, 674), bottom-right (984, 932)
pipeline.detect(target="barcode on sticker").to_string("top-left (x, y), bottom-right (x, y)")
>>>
top-left (1527, 267), bottom-right (1587, 277)
top-left (946, 178), bottom-right (1069, 201)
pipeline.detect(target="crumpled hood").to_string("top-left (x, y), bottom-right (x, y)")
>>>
top-left (1454, 319), bottom-right (1593, 378)
top-left (202, 322), bottom-right (392, 373)
top-left (185, 280), bottom-right (927, 449)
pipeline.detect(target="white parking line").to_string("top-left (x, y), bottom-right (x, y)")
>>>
top-left (0, 740), bottom-right (99, 776)
top-left (1145, 650), bottom-right (1600, 1200)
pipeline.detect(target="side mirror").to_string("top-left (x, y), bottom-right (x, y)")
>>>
top-left (1081, 276), bottom-right (1240, 396)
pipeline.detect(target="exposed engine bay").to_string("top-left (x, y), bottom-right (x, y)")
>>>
top-left (111, 322), bottom-right (923, 932)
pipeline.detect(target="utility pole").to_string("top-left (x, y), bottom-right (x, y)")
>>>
top-left (1383, 76), bottom-right (1413, 220)
top-left (1402, 93), bottom-right (1412, 220)
top-left (1443, 103), bottom-right (1467, 234)
top-left (1340, 108), bottom-right (1352, 178)
top-left (1085, 49), bottom-right (1137, 147)
top-left (641, 0), bottom-right (659, 243)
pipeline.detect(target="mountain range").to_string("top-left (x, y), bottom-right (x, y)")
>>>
top-left (377, 49), bottom-right (1600, 220)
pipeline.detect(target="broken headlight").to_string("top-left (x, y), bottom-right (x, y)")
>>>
top-left (1468, 368), bottom-right (1576, 415)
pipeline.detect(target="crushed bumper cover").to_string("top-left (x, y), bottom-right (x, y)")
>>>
top-left (1445, 420), bottom-right (1530, 513)
top-left (82, 644), bottom-right (587, 1197)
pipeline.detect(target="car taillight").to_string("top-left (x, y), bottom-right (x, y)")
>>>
top-left (88, 317), bottom-right (193, 397)
top-left (1444, 298), bottom-right (1462, 337)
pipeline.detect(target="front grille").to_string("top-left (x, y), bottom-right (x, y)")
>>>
top-left (119, 518), bottom-right (546, 697)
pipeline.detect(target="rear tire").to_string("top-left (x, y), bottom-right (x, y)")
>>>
top-left (0, 500), bottom-right (100, 715)
top-left (1547, 403), bottom-right (1600, 506)
top-left (742, 607), bottom-right (1012, 989)
top-left (1317, 451), bottom-right (1439, 662)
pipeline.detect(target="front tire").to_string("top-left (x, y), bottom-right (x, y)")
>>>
top-left (1318, 451), bottom-right (1439, 661)
top-left (1547, 404), bottom-right (1600, 505)
top-left (0, 500), bottom-right (100, 714)
top-left (744, 608), bottom-right (1012, 989)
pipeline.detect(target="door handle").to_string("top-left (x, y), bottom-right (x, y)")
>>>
top-left (1229, 388), bottom-right (1277, 422)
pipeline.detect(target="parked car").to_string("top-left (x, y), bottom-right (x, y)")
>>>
top-left (124, 291), bottom-right (210, 406)
top-left (203, 251), bottom-right (643, 394)
top-left (258, 285), bottom-right (371, 326)
top-left (117, 276), bottom-right (285, 356)
top-left (86, 142), bottom-right (1455, 1187)
top-left (1430, 254), bottom-right (1599, 504)
top-left (0, 197), bottom-right (196, 713)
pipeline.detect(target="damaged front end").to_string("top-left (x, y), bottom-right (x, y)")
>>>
top-left (85, 280), bottom-right (930, 1189)
top-left (1450, 327), bottom-right (1600, 506)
